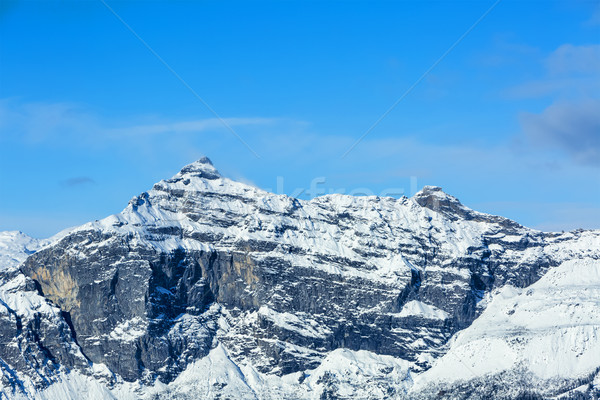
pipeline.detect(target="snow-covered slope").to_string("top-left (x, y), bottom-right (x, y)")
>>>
top-left (0, 157), bottom-right (598, 399)
top-left (0, 228), bottom-right (75, 270)
top-left (412, 257), bottom-right (600, 399)
top-left (0, 232), bottom-right (40, 270)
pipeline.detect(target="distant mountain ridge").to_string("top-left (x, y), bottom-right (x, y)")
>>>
top-left (0, 157), bottom-right (598, 399)
top-left (0, 231), bottom-right (40, 271)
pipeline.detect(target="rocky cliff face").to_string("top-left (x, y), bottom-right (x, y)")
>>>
top-left (1, 158), bottom-right (599, 399)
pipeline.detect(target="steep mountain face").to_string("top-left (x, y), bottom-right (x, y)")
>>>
top-left (1, 158), bottom-right (599, 399)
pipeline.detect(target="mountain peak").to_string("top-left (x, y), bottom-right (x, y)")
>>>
top-left (413, 185), bottom-right (456, 202)
top-left (196, 156), bottom-right (214, 166)
top-left (177, 157), bottom-right (221, 180)
top-left (412, 186), bottom-right (470, 219)
top-left (416, 185), bottom-right (444, 195)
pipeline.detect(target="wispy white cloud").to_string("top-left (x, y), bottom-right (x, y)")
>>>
top-left (505, 43), bottom-right (600, 99)
top-left (0, 98), bottom-right (283, 145)
top-left (0, 98), bottom-right (100, 143)
top-left (475, 35), bottom-right (540, 68)
top-left (506, 76), bottom-right (600, 99)
top-left (519, 99), bottom-right (600, 166)
top-left (498, 43), bottom-right (600, 167)
top-left (584, 2), bottom-right (600, 26)
top-left (107, 117), bottom-right (280, 137)
top-left (545, 44), bottom-right (600, 75)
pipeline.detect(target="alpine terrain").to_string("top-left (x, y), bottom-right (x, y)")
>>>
top-left (0, 157), bottom-right (598, 400)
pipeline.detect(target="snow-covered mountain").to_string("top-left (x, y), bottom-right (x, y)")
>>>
top-left (0, 231), bottom-right (41, 271)
top-left (0, 157), bottom-right (598, 399)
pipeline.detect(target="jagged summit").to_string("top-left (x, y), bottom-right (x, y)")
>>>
top-left (196, 156), bottom-right (214, 165)
top-left (416, 185), bottom-right (445, 194)
top-left (411, 185), bottom-right (524, 229)
top-left (140, 158), bottom-right (517, 231)
top-left (177, 157), bottom-right (221, 180)
top-left (412, 185), bottom-right (471, 219)
top-left (413, 185), bottom-right (460, 203)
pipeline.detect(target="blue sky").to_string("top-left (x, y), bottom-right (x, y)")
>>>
top-left (1, 0), bottom-right (599, 238)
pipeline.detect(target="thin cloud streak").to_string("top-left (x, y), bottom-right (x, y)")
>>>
top-left (60, 176), bottom-right (96, 187)
top-left (545, 44), bottom-right (600, 75)
top-left (108, 117), bottom-right (279, 137)
top-left (0, 98), bottom-right (283, 145)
